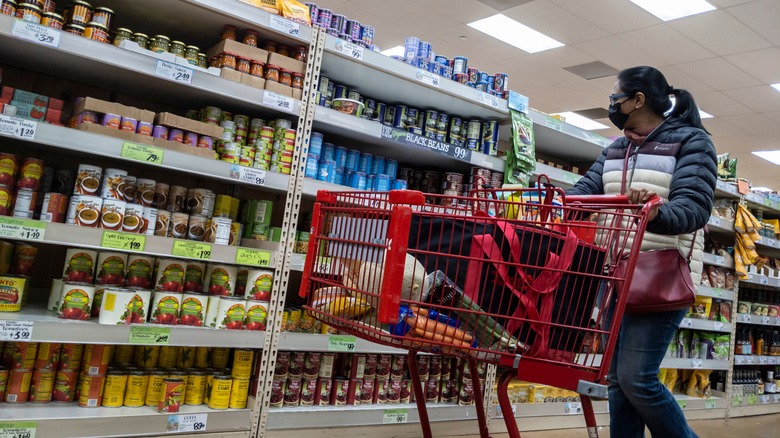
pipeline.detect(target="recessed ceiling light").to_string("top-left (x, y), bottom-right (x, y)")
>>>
top-left (630, 0), bottom-right (716, 21)
top-left (753, 150), bottom-right (780, 166)
top-left (772, 83), bottom-right (780, 92)
top-left (380, 45), bottom-right (405, 57)
top-left (467, 14), bottom-right (563, 53)
top-left (551, 112), bottom-right (609, 130)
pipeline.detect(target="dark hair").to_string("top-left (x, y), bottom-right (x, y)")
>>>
top-left (618, 66), bottom-right (710, 134)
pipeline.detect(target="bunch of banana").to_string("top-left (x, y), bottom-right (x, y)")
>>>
top-left (734, 204), bottom-right (765, 278)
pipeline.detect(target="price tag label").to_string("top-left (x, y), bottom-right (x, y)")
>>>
top-left (564, 402), bottom-right (582, 414)
top-left (382, 409), bottom-right (408, 424)
top-left (12, 19), bottom-right (60, 48)
top-left (230, 165), bottom-right (266, 186)
top-left (760, 395), bottom-right (771, 405)
top-left (545, 118), bottom-right (563, 131)
top-left (101, 231), bottom-right (146, 252)
top-left (262, 91), bottom-right (294, 112)
top-left (747, 193), bottom-right (762, 204)
top-left (759, 356), bottom-right (768, 364)
top-left (328, 335), bottom-right (356, 352)
top-left (762, 316), bottom-right (771, 325)
top-left (774, 394), bottom-right (780, 403)
top-left (416, 69), bottom-right (441, 88)
top-left (759, 276), bottom-right (769, 285)
top-left (270, 15), bottom-right (301, 36)
top-left (0, 421), bottom-right (36, 438)
top-left (677, 400), bottom-right (687, 410)
top-left (0, 114), bottom-right (37, 140)
top-left (121, 142), bottom-right (164, 165)
top-left (691, 359), bottom-right (703, 369)
top-left (0, 321), bottom-right (33, 342)
top-left (712, 288), bottom-right (724, 298)
top-left (747, 394), bottom-right (758, 405)
top-left (315, 258), bottom-right (332, 274)
top-left (769, 357), bottom-right (777, 365)
top-left (507, 91), bottom-right (529, 114)
top-left (746, 356), bottom-right (755, 365)
top-left (680, 318), bottom-right (693, 328)
top-left (167, 413), bottom-right (207, 433)
top-left (129, 326), bottom-right (171, 345)
top-left (704, 400), bottom-right (716, 409)
top-left (155, 60), bottom-right (194, 85)
top-left (714, 255), bottom-right (726, 266)
top-left (335, 39), bottom-right (364, 60)
top-left (764, 198), bottom-right (773, 207)
top-left (0, 217), bottom-right (46, 241)
top-left (235, 248), bottom-right (271, 267)
top-left (734, 356), bottom-right (744, 365)
top-left (741, 313), bottom-right (752, 323)
top-left (477, 91), bottom-right (500, 109)
top-left (172, 240), bottom-right (212, 260)
top-left (709, 216), bottom-right (721, 227)
top-left (713, 321), bottom-right (724, 331)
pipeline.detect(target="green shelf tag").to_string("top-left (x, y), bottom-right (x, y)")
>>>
top-left (101, 231), bottom-right (146, 252)
top-left (129, 326), bottom-right (171, 345)
top-left (704, 400), bottom-right (716, 409)
top-left (121, 142), bottom-right (164, 165)
top-left (677, 400), bottom-right (687, 410)
top-left (0, 421), bottom-right (37, 438)
top-left (328, 335), bottom-right (356, 352)
top-left (0, 217), bottom-right (46, 241)
top-left (235, 248), bottom-right (271, 267)
top-left (172, 240), bottom-right (212, 260)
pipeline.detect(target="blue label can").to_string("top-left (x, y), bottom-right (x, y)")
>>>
top-left (334, 146), bottom-right (348, 170)
top-left (317, 9), bottom-right (333, 28)
top-left (385, 159), bottom-right (398, 179)
top-left (452, 56), bottom-right (468, 75)
top-left (406, 108), bottom-right (420, 132)
top-left (434, 55), bottom-right (448, 66)
top-left (333, 85), bottom-right (348, 100)
top-left (482, 141), bottom-right (498, 157)
top-left (375, 174), bottom-right (391, 191)
top-left (466, 138), bottom-right (480, 151)
top-left (487, 75), bottom-right (496, 92)
top-left (371, 156), bottom-right (385, 176)
top-left (305, 3), bottom-right (319, 25)
top-left (493, 73), bottom-right (508, 93)
top-left (383, 105), bottom-right (396, 126)
top-left (346, 20), bottom-right (362, 42)
top-left (358, 153), bottom-right (373, 174)
top-left (437, 113), bottom-right (449, 138)
top-left (478, 71), bottom-right (489, 83)
top-left (346, 149), bottom-right (360, 172)
top-left (374, 103), bottom-right (387, 123)
top-left (404, 36), bottom-right (420, 61)
top-left (310, 132), bottom-right (324, 157)
top-left (475, 81), bottom-right (489, 92)
top-left (305, 154), bottom-right (319, 178)
top-left (355, 172), bottom-right (368, 190)
top-left (424, 110), bottom-right (438, 138)
top-left (333, 168), bottom-right (345, 186)
top-left (364, 99), bottom-right (377, 120)
top-left (366, 174), bottom-right (375, 191)
top-left (448, 117), bottom-right (463, 144)
top-left (482, 121), bottom-right (499, 144)
top-left (393, 105), bottom-right (409, 129)
top-left (417, 41), bottom-right (432, 60)
top-left (317, 159), bottom-right (336, 183)
top-left (361, 25), bottom-right (375, 46)
top-left (321, 143), bottom-right (335, 162)
top-left (331, 14), bottom-right (347, 33)
top-left (392, 179), bottom-right (408, 190)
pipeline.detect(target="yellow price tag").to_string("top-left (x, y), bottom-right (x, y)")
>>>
top-left (121, 142), bottom-right (164, 165)
top-left (101, 231), bottom-right (146, 252)
top-left (172, 240), bottom-right (212, 260)
top-left (235, 248), bottom-right (272, 267)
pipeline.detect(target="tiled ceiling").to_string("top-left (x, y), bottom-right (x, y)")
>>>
top-left (313, 0), bottom-right (780, 188)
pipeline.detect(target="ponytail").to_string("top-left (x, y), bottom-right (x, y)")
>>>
top-left (670, 88), bottom-right (710, 134)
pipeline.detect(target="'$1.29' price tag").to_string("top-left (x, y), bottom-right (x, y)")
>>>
top-left (0, 114), bottom-right (37, 140)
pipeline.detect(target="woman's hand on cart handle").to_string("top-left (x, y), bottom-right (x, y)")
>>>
top-left (627, 188), bottom-right (663, 221)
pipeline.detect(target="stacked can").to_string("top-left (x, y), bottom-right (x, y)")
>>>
top-left (241, 200), bottom-right (274, 241)
top-left (440, 172), bottom-right (464, 206)
top-left (269, 120), bottom-right (295, 175)
top-left (254, 125), bottom-right (274, 170)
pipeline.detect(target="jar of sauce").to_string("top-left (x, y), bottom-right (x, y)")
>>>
top-left (150, 35), bottom-right (171, 53)
top-left (41, 11), bottom-right (63, 29)
top-left (42, 0), bottom-right (55, 13)
top-left (250, 61), bottom-right (264, 78)
top-left (91, 6), bottom-right (113, 29)
top-left (63, 23), bottom-right (85, 36)
top-left (197, 53), bottom-right (208, 69)
top-left (262, 40), bottom-right (277, 53)
top-left (243, 30), bottom-right (259, 47)
top-left (292, 72), bottom-right (304, 89)
top-left (66, 0), bottom-right (92, 26)
top-left (15, 3), bottom-right (42, 23)
top-left (0, 0), bottom-right (17, 16)
top-left (221, 25), bottom-right (237, 41)
top-left (277, 45), bottom-right (290, 57)
top-left (113, 28), bottom-right (133, 46)
top-left (237, 57), bottom-right (251, 74)
top-left (132, 32), bottom-right (149, 49)
top-left (170, 40), bottom-right (186, 57)
top-left (265, 64), bottom-right (280, 83)
top-left (184, 46), bottom-right (200, 65)
top-left (221, 52), bottom-right (237, 70)
top-left (294, 46), bottom-right (308, 62)
top-left (279, 69), bottom-right (293, 87)
top-left (84, 21), bottom-right (109, 43)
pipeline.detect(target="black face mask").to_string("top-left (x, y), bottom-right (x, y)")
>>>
top-left (608, 100), bottom-right (636, 130)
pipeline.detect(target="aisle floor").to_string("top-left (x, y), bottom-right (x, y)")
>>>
top-left (470, 413), bottom-right (780, 437)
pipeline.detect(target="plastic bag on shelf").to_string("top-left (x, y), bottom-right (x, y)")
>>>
top-left (504, 110), bottom-right (536, 186)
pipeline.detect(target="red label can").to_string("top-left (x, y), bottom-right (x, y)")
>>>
top-left (52, 369), bottom-right (79, 402)
top-left (0, 185), bottom-right (13, 216)
top-left (158, 378), bottom-right (184, 413)
top-left (5, 369), bottom-right (32, 403)
top-left (41, 192), bottom-right (69, 223)
top-left (58, 343), bottom-right (85, 371)
top-left (35, 342), bottom-right (62, 371)
top-left (3, 342), bottom-right (38, 370)
top-left (77, 372), bottom-right (105, 408)
top-left (0, 152), bottom-right (18, 187)
top-left (81, 344), bottom-right (114, 376)
top-left (0, 366), bottom-right (8, 400)
top-left (29, 369), bottom-right (55, 403)
top-left (17, 157), bottom-right (44, 191)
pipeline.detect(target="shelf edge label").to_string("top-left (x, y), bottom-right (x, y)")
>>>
top-left (507, 91), bottom-right (529, 114)
top-left (172, 240), bottom-right (212, 260)
top-left (167, 413), bottom-right (207, 433)
top-left (415, 69), bottom-right (440, 88)
top-left (0, 320), bottom-right (34, 342)
top-left (0, 217), bottom-right (46, 241)
top-left (129, 326), bottom-right (171, 345)
top-left (382, 409), bottom-right (408, 424)
top-left (328, 335), bottom-right (356, 352)
top-left (0, 421), bottom-right (37, 438)
top-left (121, 142), bottom-right (164, 165)
top-left (101, 231), bottom-right (146, 252)
top-left (335, 39), bottom-right (364, 61)
top-left (564, 402), bottom-right (582, 414)
top-left (235, 248), bottom-right (271, 267)
top-left (477, 91), bottom-right (500, 109)
top-left (154, 60), bottom-right (194, 85)
top-left (230, 165), bottom-right (266, 186)
top-left (12, 19), bottom-right (60, 48)
top-left (380, 125), bottom-right (472, 162)
top-left (0, 114), bottom-right (37, 140)
top-left (269, 15), bottom-right (301, 37)
top-left (262, 91), bottom-right (294, 112)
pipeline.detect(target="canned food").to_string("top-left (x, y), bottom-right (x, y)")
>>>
top-left (211, 348), bottom-right (230, 368)
top-left (52, 368), bottom-right (78, 402)
top-left (157, 346), bottom-right (178, 369)
top-left (182, 262), bottom-right (206, 293)
top-left (204, 264), bottom-right (237, 296)
top-left (187, 215), bottom-right (207, 241)
top-left (0, 275), bottom-right (27, 312)
top-left (123, 370), bottom-right (148, 407)
top-left (102, 370), bottom-right (127, 407)
top-left (155, 258), bottom-right (186, 292)
top-left (10, 244), bottom-right (35, 277)
top-left (229, 378), bottom-right (250, 409)
top-left (10, 188), bottom-right (35, 219)
top-left (4, 342), bottom-right (37, 369)
top-left (58, 282), bottom-right (95, 320)
top-left (0, 186), bottom-right (12, 216)
top-left (179, 293), bottom-right (207, 326)
top-left (95, 252), bottom-right (127, 285)
top-left (152, 182), bottom-right (170, 209)
top-left (154, 209), bottom-right (170, 236)
top-left (40, 192), bottom-right (68, 223)
top-left (34, 342), bottom-right (61, 371)
top-left (194, 347), bottom-right (209, 369)
top-left (77, 373), bottom-right (105, 408)
top-left (168, 212), bottom-right (189, 239)
top-left (174, 347), bottom-right (195, 369)
top-left (186, 188), bottom-right (215, 217)
top-left (81, 344), bottom-right (113, 376)
top-left (121, 203), bottom-right (143, 233)
top-left (150, 291), bottom-right (181, 325)
top-left (6, 369), bottom-right (32, 403)
top-left (125, 255), bottom-right (153, 288)
top-left (137, 346), bottom-right (159, 369)
top-left (184, 371), bottom-right (207, 405)
top-left (158, 378), bottom-right (184, 413)
top-left (216, 297), bottom-right (245, 330)
top-left (84, 21), bottom-right (109, 43)
top-left (208, 375), bottom-right (232, 409)
top-left (62, 249), bottom-right (96, 283)
top-left (145, 370), bottom-right (167, 406)
top-left (71, 195), bottom-right (103, 227)
top-left (58, 343), bottom-right (84, 371)
top-left (98, 288), bottom-right (150, 325)
top-left (244, 300), bottom-right (268, 331)
top-left (112, 345), bottom-right (134, 365)
top-left (231, 350), bottom-right (254, 379)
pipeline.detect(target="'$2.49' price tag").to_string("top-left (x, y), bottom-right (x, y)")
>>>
top-left (154, 60), bottom-right (193, 85)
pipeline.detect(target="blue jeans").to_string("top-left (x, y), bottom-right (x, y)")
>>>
top-left (606, 307), bottom-right (699, 438)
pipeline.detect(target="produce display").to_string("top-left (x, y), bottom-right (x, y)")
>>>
top-left (0, 342), bottom-right (255, 410)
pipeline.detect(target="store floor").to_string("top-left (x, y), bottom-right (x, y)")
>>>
top-left (468, 413), bottom-right (780, 437)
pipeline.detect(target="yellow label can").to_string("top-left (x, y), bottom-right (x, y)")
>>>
top-left (194, 347), bottom-right (209, 369)
top-left (138, 346), bottom-right (160, 369)
top-left (208, 375), bottom-right (232, 409)
top-left (231, 349), bottom-right (254, 379)
top-left (123, 371), bottom-right (148, 407)
top-left (157, 346), bottom-right (178, 369)
top-left (229, 378), bottom-right (250, 409)
top-left (112, 344), bottom-right (135, 365)
top-left (144, 370), bottom-right (167, 406)
top-left (176, 346), bottom-right (196, 369)
top-left (101, 371), bottom-right (128, 407)
top-left (184, 371), bottom-right (207, 405)
top-left (211, 347), bottom-right (230, 368)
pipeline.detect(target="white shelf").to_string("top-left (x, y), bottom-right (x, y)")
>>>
top-left (0, 219), bottom-right (279, 266)
top-left (707, 216), bottom-right (735, 234)
top-left (733, 355), bottom-right (780, 366)
top-left (755, 236), bottom-right (780, 252)
top-left (277, 332), bottom-right (407, 355)
top-left (735, 313), bottom-right (780, 327)
top-left (267, 403), bottom-right (477, 430)
top-left (674, 393), bottom-right (728, 411)
top-left (0, 307), bottom-right (266, 348)
top-left (740, 273), bottom-right (780, 288)
top-left (729, 397), bottom-right (780, 418)
top-left (701, 252), bottom-right (734, 269)
top-left (0, 402), bottom-right (250, 438)
top-left (679, 317), bottom-right (733, 333)
top-left (0, 121), bottom-right (293, 194)
top-left (527, 110), bottom-right (611, 163)
top-left (744, 192), bottom-right (780, 217)
top-left (696, 285), bottom-right (736, 301)
top-left (661, 358), bottom-right (731, 371)
top-left (534, 163), bottom-right (581, 188)
top-left (715, 180), bottom-right (742, 199)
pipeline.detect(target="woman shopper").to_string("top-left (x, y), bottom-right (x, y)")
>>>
top-left (568, 66), bottom-right (717, 437)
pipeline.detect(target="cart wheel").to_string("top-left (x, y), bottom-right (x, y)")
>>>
top-left (467, 357), bottom-right (491, 438)
top-left (497, 368), bottom-right (521, 438)
top-left (407, 350), bottom-right (432, 438)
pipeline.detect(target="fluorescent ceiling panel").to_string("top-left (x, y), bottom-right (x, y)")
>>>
top-left (753, 150), bottom-right (780, 166)
top-left (381, 45), bottom-right (405, 57)
top-left (467, 14), bottom-right (563, 53)
top-left (772, 83), bottom-right (780, 92)
top-left (551, 112), bottom-right (609, 130)
top-left (630, 0), bottom-right (716, 21)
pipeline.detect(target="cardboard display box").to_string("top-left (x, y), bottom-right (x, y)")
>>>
top-left (219, 68), bottom-right (266, 92)
top-left (73, 97), bottom-right (155, 123)
top-left (207, 39), bottom-right (270, 64)
top-left (77, 123), bottom-right (217, 160)
top-left (264, 80), bottom-right (293, 98)
top-left (152, 137), bottom-right (217, 160)
top-left (155, 112), bottom-right (223, 139)
top-left (267, 52), bottom-right (305, 75)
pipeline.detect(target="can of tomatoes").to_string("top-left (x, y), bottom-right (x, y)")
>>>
top-left (34, 342), bottom-right (61, 371)
top-left (0, 366), bottom-right (7, 400)
top-left (58, 343), bottom-right (85, 372)
top-left (208, 375), bottom-right (232, 409)
top-left (102, 370), bottom-right (128, 407)
top-left (52, 368), bottom-right (78, 402)
top-left (157, 346), bottom-right (178, 369)
top-left (229, 378), bottom-right (250, 409)
top-left (184, 371), bottom-right (207, 405)
top-left (123, 370), bottom-right (148, 407)
top-left (158, 378), bottom-right (184, 413)
top-left (81, 344), bottom-right (114, 376)
top-left (77, 372), bottom-right (105, 408)
top-left (17, 157), bottom-right (44, 191)
top-left (144, 370), bottom-right (167, 406)
top-left (29, 369), bottom-right (55, 402)
top-left (4, 342), bottom-right (38, 369)
top-left (5, 369), bottom-right (32, 403)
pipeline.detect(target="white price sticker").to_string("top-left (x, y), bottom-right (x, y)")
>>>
top-left (167, 414), bottom-right (207, 433)
top-left (12, 19), bottom-right (60, 48)
top-left (681, 318), bottom-right (693, 328)
top-left (0, 320), bottom-right (34, 341)
top-left (734, 356), bottom-right (744, 365)
top-left (270, 15), bottom-right (301, 37)
top-left (713, 321), bottom-right (724, 331)
top-left (263, 91), bottom-right (294, 112)
top-left (564, 402), bottom-right (582, 414)
top-left (760, 395), bottom-right (770, 405)
top-left (759, 276), bottom-right (769, 285)
top-left (762, 316), bottom-right (771, 325)
top-left (155, 60), bottom-right (193, 85)
top-left (416, 69), bottom-right (441, 88)
top-left (0, 114), bottom-right (37, 140)
top-left (478, 91), bottom-right (500, 108)
top-left (774, 394), bottom-right (780, 403)
top-left (746, 356), bottom-right (755, 364)
top-left (741, 313), bottom-right (752, 323)
top-left (714, 255), bottom-right (726, 266)
top-left (769, 357), bottom-right (777, 365)
top-left (759, 356), bottom-right (768, 364)
top-left (0, 421), bottom-right (36, 438)
top-left (382, 409), bottom-right (408, 424)
top-left (709, 216), bottom-right (721, 227)
top-left (712, 288), bottom-right (724, 298)
top-left (230, 165), bottom-right (266, 186)
top-left (335, 39), bottom-right (363, 60)
top-left (691, 359), bottom-right (703, 369)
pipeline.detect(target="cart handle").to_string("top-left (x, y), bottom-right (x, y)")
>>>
top-left (566, 195), bottom-right (663, 214)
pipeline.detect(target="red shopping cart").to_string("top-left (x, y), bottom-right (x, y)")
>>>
top-left (299, 187), bottom-right (661, 438)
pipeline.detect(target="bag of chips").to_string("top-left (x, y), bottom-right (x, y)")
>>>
top-left (282, 0), bottom-right (312, 26)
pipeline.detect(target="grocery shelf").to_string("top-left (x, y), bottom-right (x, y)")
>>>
top-left (679, 317), bottom-right (733, 333)
top-left (0, 119), bottom-right (292, 194)
top-left (695, 285), bottom-right (736, 301)
top-left (491, 400), bottom-right (608, 419)
top-left (0, 402), bottom-right (250, 438)
top-left (277, 332), bottom-right (406, 355)
top-left (755, 236), bottom-right (780, 254)
top-left (533, 163), bottom-right (582, 188)
top-left (706, 216), bottom-right (735, 234)
top-left (701, 252), bottom-right (735, 269)
top-left (674, 393), bottom-right (728, 411)
top-left (267, 403), bottom-right (478, 430)
top-left (0, 14), bottom-right (301, 117)
top-left (735, 313), bottom-right (780, 327)
top-left (661, 358), bottom-right (731, 371)
top-left (526, 110), bottom-right (610, 163)
top-left (744, 192), bottom-right (780, 217)
top-left (0, 219), bottom-right (279, 266)
top-left (714, 180), bottom-right (742, 199)
top-left (740, 273), bottom-right (780, 288)
top-left (0, 307), bottom-right (266, 348)
top-left (729, 398), bottom-right (780, 418)
top-left (733, 355), bottom-right (780, 366)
